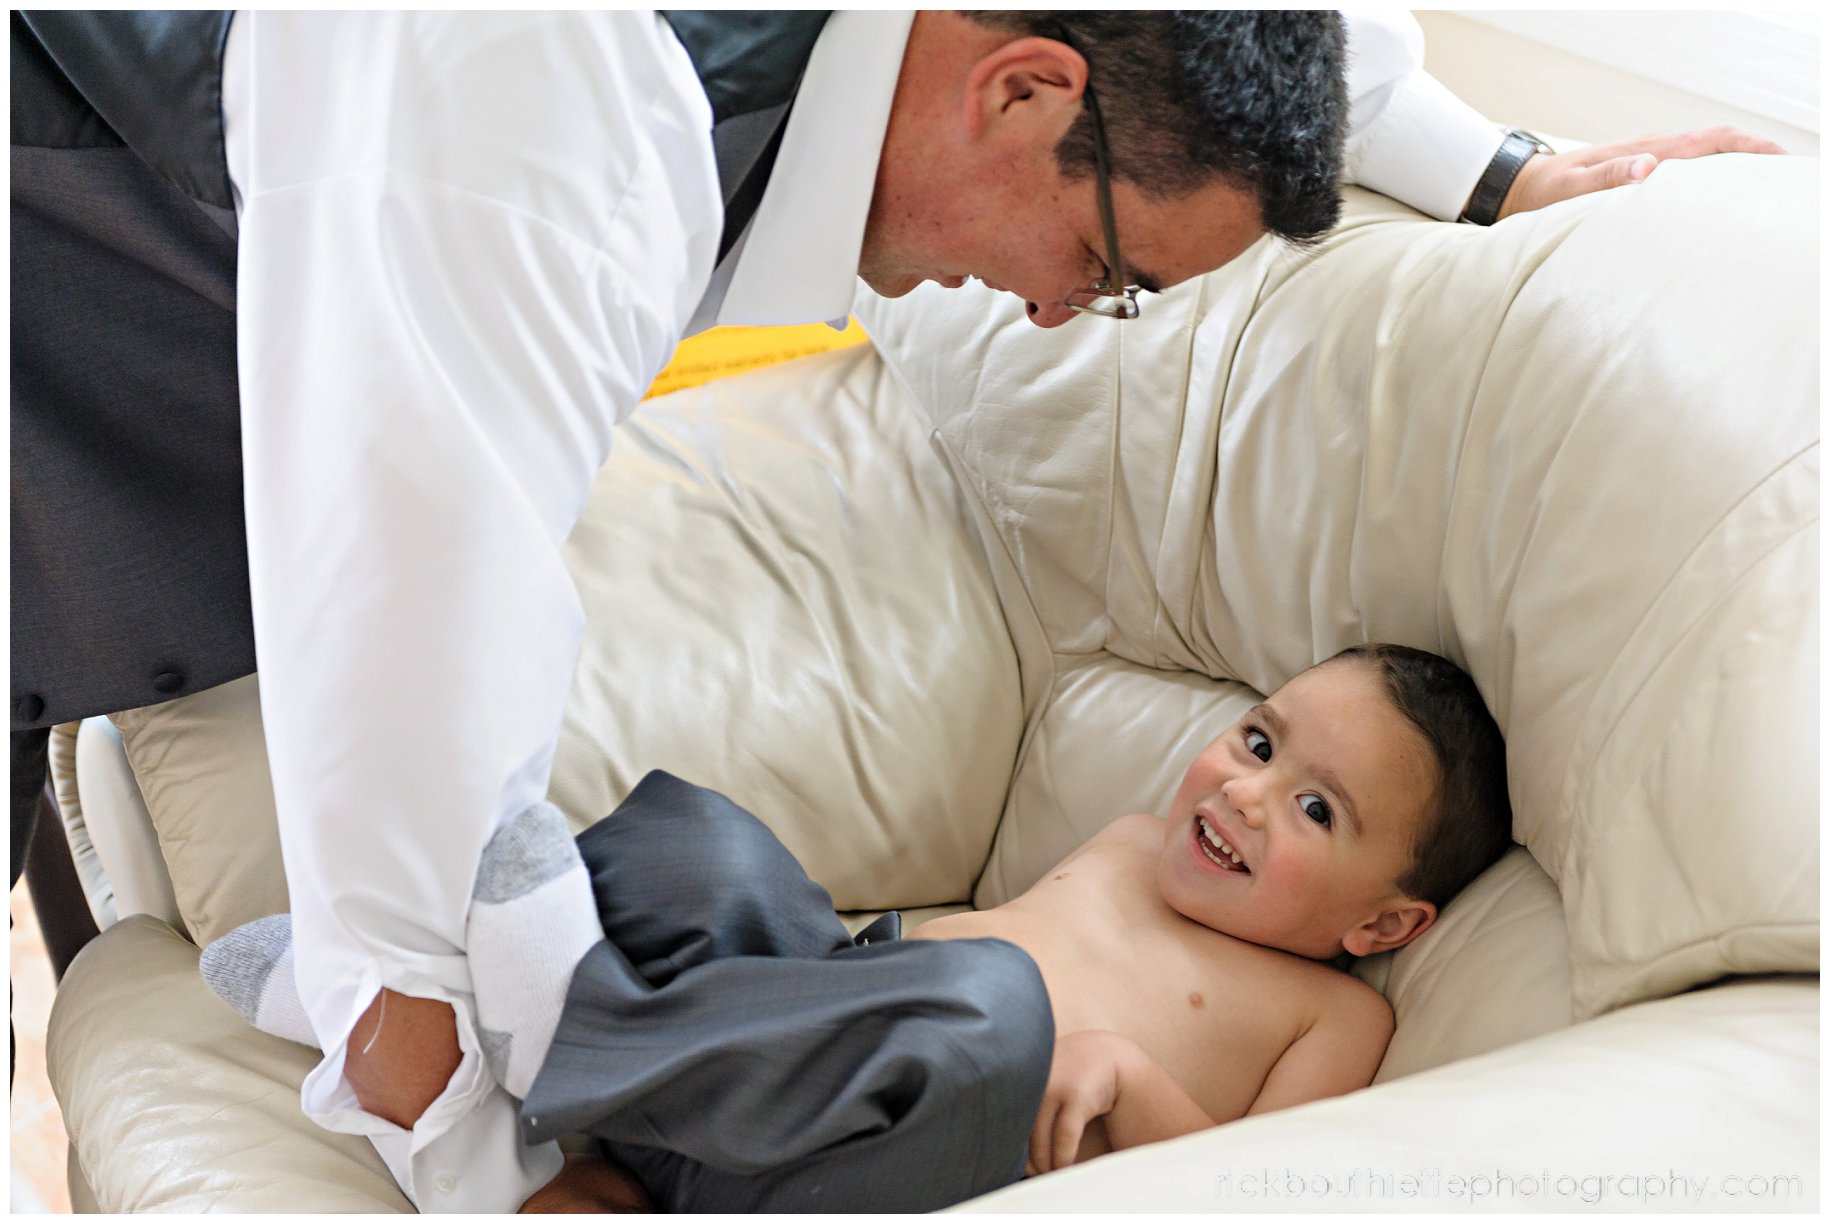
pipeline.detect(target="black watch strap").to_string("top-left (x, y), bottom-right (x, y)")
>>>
top-left (1460, 128), bottom-right (1552, 226)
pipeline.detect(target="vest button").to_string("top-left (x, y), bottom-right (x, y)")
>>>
top-left (16, 694), bottom-right (46, 723)
top-left (151, 671), bottom-right (185, 695)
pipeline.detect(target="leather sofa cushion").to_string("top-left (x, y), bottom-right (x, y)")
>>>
top-left (108, 675), bottom-right (285, 945)
top-left (963, 976), bottom-right (1817, 1211)
top-left (50, 916), bottom-right (412, 1212)
top-left (1356, 847), bottom-right (1570, 1081)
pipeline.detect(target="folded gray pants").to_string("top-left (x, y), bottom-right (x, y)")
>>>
top-left (519, 770), bottom-right (1055, 1212)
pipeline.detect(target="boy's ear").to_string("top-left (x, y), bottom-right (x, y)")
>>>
top-left (1342, 899), bottom-right (1437, 958)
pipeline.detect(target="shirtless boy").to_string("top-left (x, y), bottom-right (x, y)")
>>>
top-left (203, 642), bottom-right (1510, 1212)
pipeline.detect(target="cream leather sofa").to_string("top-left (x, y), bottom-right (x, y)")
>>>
top-left (47, 154), bottom-right (1817, 1212)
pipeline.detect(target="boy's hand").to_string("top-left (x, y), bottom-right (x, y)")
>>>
top-left (519, 1151), bottom-right (652, 1213)
top-left (1026, 1030), bottom-right (1138, 1176)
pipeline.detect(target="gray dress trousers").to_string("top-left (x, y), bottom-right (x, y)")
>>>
top-left (520, 771), bottom-right (1055, 1212)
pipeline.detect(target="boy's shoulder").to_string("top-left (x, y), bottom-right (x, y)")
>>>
top-left (1236, 959), bottom-right (1395, 1116)
top-left (1221, 937), bottom-right (1392, 1034)
top-left (1305, 962), bottom-right (1394, 1037)
top-left (1046, 812), bottom-right (1162, 871)
top-left (1099, 810), bottom-right (1165, 845)
top-left (1226, 955), bottom-right (1392, 1096)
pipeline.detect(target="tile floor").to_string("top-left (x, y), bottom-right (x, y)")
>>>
top-left (10, 885), bottom-right (72, 1213)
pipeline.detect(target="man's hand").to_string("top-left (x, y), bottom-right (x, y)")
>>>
top-left (1026, 1030), bottom-right (1136, 1176)
top-left (343, 988), bottom-right (463, 1130)
top-left (520, 1151), bottom-right (652, 1213)
top-left (1499, 125), bottom-right (1786, 220)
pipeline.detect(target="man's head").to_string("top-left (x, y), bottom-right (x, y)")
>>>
top-left (1156, 645), bottom-right (1512, 960)
top-left (860, 11), bottom-right (1347, 326)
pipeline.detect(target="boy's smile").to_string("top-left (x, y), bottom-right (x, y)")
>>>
top-left (1192, 811), bottom-right (1250, 873)
top-left (1156, 659), bottom-right (1440, 959)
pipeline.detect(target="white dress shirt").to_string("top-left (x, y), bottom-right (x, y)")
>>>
top-left (221, 9), bottom-right (1501, 1212)
top-left (1340, 6), bottom-right (1502, 221)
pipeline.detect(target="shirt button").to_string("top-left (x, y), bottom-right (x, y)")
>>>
top-left (433, 1173), bottom-right (457, 1196)
top-left (151, 670), bottom-right (184, 695)
top-left (15, 693), bottom-right (45, 722)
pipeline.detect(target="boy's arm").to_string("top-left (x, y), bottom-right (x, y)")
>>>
top-left (1028, 1031), bottom-right (1216, 1174)
top-left (1030, 979), bottom-right (1392, 1173)
top-left (1101, 1038), bottom-right (1219, 1151)
top-left (1246, 981), bottom-right (1394, 1117)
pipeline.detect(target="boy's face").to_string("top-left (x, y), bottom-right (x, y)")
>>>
top-left (1156, 660), bottom-right (1440, 959)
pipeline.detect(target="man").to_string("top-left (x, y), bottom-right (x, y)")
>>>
top-left (11, 9), bottom-right (1778, 1212)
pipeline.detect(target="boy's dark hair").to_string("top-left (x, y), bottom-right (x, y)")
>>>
top-left (1331, 643), bottom-right (1513, 910)
top-left (966, 11), bottom-right (1349, 245)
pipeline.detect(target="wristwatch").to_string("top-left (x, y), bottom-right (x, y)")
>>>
top-left (1460, 128), bottom-right (1553, 226)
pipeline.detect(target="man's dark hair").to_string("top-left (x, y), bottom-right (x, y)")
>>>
top-left (967, 11), bottom-right (1349, 244)
top-left (1330, 643), bottom-right (1514, 910)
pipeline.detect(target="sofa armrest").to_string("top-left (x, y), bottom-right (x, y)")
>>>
top-left (47, 916), bottom-right (412, 1213)
top-left (59, 717), bottom-right (188, 933)
top-left (960, 978), bottom-right (1818, 1211)
top-left (46, 720), bottom-right (115, 931)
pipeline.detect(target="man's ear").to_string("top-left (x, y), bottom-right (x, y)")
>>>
top-left (960, 36), bottom-right (1087, 141)
top-left (1342, 898), bottom-right (1437, 958)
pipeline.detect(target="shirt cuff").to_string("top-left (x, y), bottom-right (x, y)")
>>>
top-left (296, 962), bottom-right (561, 1210)
top-left (375, 1084), bottom-right (563, 1212)
top-left (1345, 70), bottom-right (1506, 222)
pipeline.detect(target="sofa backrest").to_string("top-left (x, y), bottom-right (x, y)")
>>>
top-left (857, 155), bottom-right (1819, 1021)
top-left (544, 345), bottom-right (1022, 911)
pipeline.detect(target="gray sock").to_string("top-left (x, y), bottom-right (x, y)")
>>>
top-left (467, 802), bottom-right (601, 1099)
top-left (199, 913), bottom-right (318, 1048)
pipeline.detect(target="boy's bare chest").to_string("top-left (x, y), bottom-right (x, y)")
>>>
top-left (913, 844), bottom-right (1317, 1124)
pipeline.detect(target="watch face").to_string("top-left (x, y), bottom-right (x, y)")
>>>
top-left (1512, 129), bottom-right (1551, 154)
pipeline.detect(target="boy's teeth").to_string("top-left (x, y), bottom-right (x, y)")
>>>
top-left (1198, 816), bottom-right (1247, 869)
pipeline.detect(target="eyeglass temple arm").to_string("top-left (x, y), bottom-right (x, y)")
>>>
top-left (1081, 83), bottom-right (1125, 289)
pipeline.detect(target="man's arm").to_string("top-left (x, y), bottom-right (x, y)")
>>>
top-left (1340, 8), bottom-right (1501, 221)
top-left (229, 10), bottom-right (720, 1208)
top-left (1340, 9), bottom-right (1785, 222)
top-left (1497, 126), bottom-right (1786, 220)
top-left (343, 990), bottom-right (464, 1129)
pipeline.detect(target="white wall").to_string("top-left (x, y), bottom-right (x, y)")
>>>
top-left (1414, 10), bottom-right (1819, 157)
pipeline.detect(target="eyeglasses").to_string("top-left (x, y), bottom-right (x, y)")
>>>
top-left (1062, 51), bottom-right (1141, 321)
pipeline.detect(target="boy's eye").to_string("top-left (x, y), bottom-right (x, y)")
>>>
top-left (1244, 728), bottom-right (1272, 762)
top-left (1300, 794), bottom-right (1333, 828)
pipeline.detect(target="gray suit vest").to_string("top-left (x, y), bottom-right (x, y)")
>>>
top-left (10, 10), bottom-right (829, 730)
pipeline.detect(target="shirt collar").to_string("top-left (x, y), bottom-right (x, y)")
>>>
top-left (710, 10), bottom-right (913, 329)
